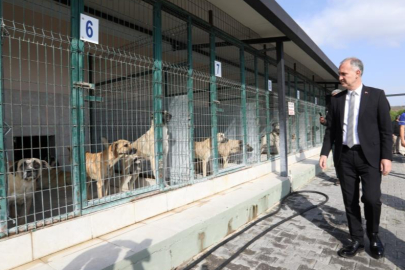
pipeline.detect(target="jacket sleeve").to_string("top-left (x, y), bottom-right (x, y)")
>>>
top-left (320, 99), bottom-right (335, 156)
top-left (378, 90), bottom-right (393, 161)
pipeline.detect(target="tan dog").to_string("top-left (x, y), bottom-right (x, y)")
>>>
top-left (6, 158), bottom-right (49, 220)
top-left (218, 139), bottom-right (254, 168)
top-left (85, 139), bottom-right (136, 199)
top-left (194, 133), bottom-right (229, 177)
top-left (131, 111), bottom-right (172, 180)
top-left (101, 137), bottom-right (141, 192)
top-left (260, 122), bottom-right (280, 155)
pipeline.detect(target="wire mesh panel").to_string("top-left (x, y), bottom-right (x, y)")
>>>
top-left (82, 0), bottom-right (159, 205)
top-left (295, 78), bottom-right (307, 152)
top-left (286, 96), bottom-right (298, 154)
top-left (307, 103), bottom-right (317, 148)
top-left (215, 38), bottom-right (245, 171)
top-left (192, 27), bottom-right (213, 179)
top-left (1, 0), bottom-right (74, 235)
top-left (161, 10), bottom-right (190, 186)
top-left (257, 59), bottom-right (269, 162)
top-left (245, 52), bottom-right (259, 165)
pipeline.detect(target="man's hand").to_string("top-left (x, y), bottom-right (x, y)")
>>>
top-left (319, 155), bottom-right (328, 170)
top-left (380, 159), bottom-right (391, 176)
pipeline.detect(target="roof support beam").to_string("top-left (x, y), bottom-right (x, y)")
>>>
top-left (276, 41), bottom-right (288, 177)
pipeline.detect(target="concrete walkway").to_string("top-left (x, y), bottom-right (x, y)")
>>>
top-left (183, 155), bottom-right (405, 270)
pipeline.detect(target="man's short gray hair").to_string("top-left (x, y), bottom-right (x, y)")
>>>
top-left (340, 57), bottom-right (364, 76)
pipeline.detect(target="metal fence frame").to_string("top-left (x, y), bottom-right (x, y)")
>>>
top-left (0, 0), bottom-right (328, 238)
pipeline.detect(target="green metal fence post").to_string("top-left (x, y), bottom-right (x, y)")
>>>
top-left (287, 71), bottom-right (292, 153)
top-left (294, 73), bottom-right (299, 151)
top-left (240, 48), bottom-right (247, 164)
top-left (153, 0), bottom-right (164, 187)
top-left (0, 0), bottom-right (8, 238)
top-left (70, 0), bottom-right (84, 214)
top-left (187, 16), bottom-right (195, 180)
top-left (209, 10), bottom-right (219, 175)
top-left (304, 80), bottom-right (308, 150)
top-left (264, 60), bottom-right (271, 159)
top-left (254, 56), bottom-right (260, 163)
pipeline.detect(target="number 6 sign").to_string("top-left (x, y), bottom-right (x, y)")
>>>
top-left (80, 14), bottom-right (99, 44)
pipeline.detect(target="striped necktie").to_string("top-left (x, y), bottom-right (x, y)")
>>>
top-left (346, 91), bottom-right (356, 148)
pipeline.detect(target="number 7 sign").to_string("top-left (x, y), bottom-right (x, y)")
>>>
top-left (214, 61), bottom-right (222, 77)
top-left (80, 14), bottom-right (99, 44)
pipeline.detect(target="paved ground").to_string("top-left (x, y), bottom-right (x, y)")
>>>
top-left (185, 155), bottom-right (405, 270)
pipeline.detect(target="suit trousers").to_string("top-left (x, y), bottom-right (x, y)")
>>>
top-left (336, 145), bottom-right (382, 244)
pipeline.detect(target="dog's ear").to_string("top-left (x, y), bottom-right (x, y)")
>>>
top-left (9, 161), bottom-right (18, 172)
top-left (41, 160), bottom-right (50, 169)
top-left (112, 141), bottom-right (118, 156)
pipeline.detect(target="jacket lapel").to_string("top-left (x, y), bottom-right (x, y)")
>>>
top-left (359, 85), bottom-right (369, 120)
top-left (339, 91), bottom-right (346, 128)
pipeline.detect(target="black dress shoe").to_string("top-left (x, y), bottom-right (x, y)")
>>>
top-left (337, 241), bottom-right (364, 258)
top-left (369, 233), bottom-right (384, 259)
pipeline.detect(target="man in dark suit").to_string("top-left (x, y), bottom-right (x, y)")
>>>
top-left (319, 57), bottom-right (392, 259)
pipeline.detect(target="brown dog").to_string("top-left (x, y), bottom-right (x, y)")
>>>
top-left (218, 139), bottom-right (253, 168)
top-left (194, 133), bottom-right (229, 177)
top-left (38, 168), bottom-right (72, 190)
top-left (6, 158), bottom-right (49, 220)
top-left (85, 139), bottom-right (136, 199)
top-left (131, 111), bottom-right (172, 181)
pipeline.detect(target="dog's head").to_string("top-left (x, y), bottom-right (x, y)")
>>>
top-left (111, 139), bottom-right (137, 158)
top-left (217, 133), bottom-right (229, 143)
top-left (272, 122), bottom-right (280, 134)
top-left (150, 111), bottom-right (172, 125)
top-left (162, 110), bottom-right (172, 125)
top-left (10, 158), bottom-right (49, 181)
top-left (231, 140), bottom-right (253, 153)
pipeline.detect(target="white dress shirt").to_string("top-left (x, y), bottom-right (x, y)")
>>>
top-left (343, 84), bottom-right (363, 146)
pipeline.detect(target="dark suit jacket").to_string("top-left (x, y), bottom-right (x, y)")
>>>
top-left (320, 85), bottom-right (392, 169)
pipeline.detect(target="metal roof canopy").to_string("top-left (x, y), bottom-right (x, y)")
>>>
top-left (207, 0), bottom-right (339, 83)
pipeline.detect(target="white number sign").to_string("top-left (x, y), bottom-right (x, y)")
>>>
top-left (80, 14), bottom-right (99, 44)
top-left (288, 102), bottom-right (295, 115)
top-left (268, 80), bottom-right (272, 91)
top-left (215, 61), bottom-right (222, 77)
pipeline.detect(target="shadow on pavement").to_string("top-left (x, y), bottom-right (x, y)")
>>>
top-left (63, 239), bottom-right (152, 270)
top-left (284, 193), bottom-right (405, 269)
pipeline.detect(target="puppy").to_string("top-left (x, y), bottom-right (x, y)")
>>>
top-left (85, 139), bottom-right (136, 199)
top-left (120, 154), bottom-right (142, 191)
top-left (260, 122), bottom-right (280, 155)
top-left (194, 133), bottom-right (229, 177)
top-left (6, 158), bottom-right (49, 220)
top-left (131, 110), bottom-right (172, 180)
top-left (218, 139), bottom-right (253, 168)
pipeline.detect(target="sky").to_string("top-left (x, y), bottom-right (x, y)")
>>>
top-left (275, 0), bottom-right (405, 106)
